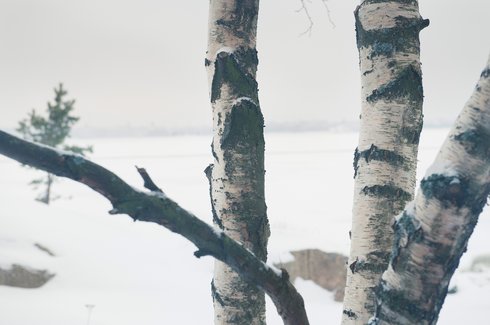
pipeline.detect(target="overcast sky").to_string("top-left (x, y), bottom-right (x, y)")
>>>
top-left (1, 0), bottom-right (489, 133)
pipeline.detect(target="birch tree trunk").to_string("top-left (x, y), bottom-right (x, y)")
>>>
top-left (342, 1), bottom-right (429, 323)
top-left (370, 55), bottom-right (490, 325)
top-left (205, 1), bottom-right (270, 324)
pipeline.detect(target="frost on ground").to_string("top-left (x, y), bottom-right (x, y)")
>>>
top-left (0, 129), bottom-right (489, 324)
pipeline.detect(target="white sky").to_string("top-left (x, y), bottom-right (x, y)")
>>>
top-left (0, 0), bottom-right (489, 131)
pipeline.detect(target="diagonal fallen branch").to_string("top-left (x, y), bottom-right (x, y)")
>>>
top-left (0, 130), bottom-right (309, 325)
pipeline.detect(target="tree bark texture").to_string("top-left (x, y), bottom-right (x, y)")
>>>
top-left (205, 1), bottom-right (270, 324)
top-left (0, 130), bottom-right (309, 325)
top-left (343, 1), bottom-right (428, 324)
top-left (370, 55), bottom-right (490, 325)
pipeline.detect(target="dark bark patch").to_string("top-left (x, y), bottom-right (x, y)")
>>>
top-left (215, 0), bottom-right (258, 43)
top-left (362, 184), bottom-right (412, 202)
top-left (355, 3), bottom-right (429, 57)
top-left (454, 127), bottom-right (490, 160)
top-left (221, 100), bottom-right (264, 150)
top-left (391, 211), bottom-right (423, 270)
top-left (243, 212), bottom-right (270, 261)
top-left (343, 309), bottom-right (358, 320)
top-left (375, 280), bottom-right (432, 322)
top-left (422, 173), bottom-right (490, 216)
top-left (349, 258), bottom-right (358, 274)
top-left (210, 141), bottom-right (219, 162)
top-left (211, 279), bottom-right (226, 307)
top-left (353, 144), bottom-right (406, 178)
top-left (480, 68), bottom-right (490, 78)
top-left (350, 252), bottom-right (390, 274)
top-left (363, 68), bottom-right (374, 76)
top-left (204, 164), bottom-right (224, 230)
top-left (400, 123), bottom-right (423, 145)
top-left (366, 65), bottom-right (423, 103)
top-left (211, 49), bottom-right (258, 103)
top-left (420, 174), bottom-right (468, 208)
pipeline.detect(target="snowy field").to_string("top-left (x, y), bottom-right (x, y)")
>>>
top-left (1, 128), bottom-right (489, 324)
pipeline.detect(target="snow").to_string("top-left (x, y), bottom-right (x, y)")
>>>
top-left (1, 128), bottom-right (489, 324)
top-left (215, 47), bottom-right (235, 57)
top-left (231, 96), bottom-right (258, 107)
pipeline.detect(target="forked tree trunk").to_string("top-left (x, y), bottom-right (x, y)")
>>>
top-left (370, 55), bottom-right (490, 325)
top-left (342, 1), bottom-right (428, 323)
top-left (205, 1), bottom-right (270, 324)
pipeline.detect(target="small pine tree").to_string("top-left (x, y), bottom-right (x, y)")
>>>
top-left (17, 83), bottom-right (92, 204)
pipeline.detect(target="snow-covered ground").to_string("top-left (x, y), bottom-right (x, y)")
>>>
top-left (1, 128), bottom-right (489, 324)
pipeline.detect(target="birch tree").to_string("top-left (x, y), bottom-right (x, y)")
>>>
top-left (342, 1), bottom-right (429, 323)
top-left (2, 1), bottom-right (490, 325)
top-left (1, 56), bottom-right (489, 325)
top-left (370, 55), bottom-right (490, 325)
top-left (205, 0), bottom-right (270, 324)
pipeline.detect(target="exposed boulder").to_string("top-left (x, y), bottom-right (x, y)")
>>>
top-left (275, 249), bottom-right (347, 302)
top-left (0, 264), bottom-right (55, 288)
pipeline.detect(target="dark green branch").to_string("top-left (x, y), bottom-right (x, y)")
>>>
top-left (0, 130), bottom-right (309, 325)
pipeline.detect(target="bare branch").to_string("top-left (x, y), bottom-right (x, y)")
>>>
top-left (0, 130), bottom-right (309, 325)
top-left (135, 166), bottom-right (163, 193)
top-left (297, 0), bottom-right (336, 36)
top-left (321, 0), bottom-right (336, 29)
top-left (297, 0), bottom-right (314, 36)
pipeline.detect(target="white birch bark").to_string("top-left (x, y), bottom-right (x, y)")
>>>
top-left (369, 55), bottom-right (490, 325)
top-left (205, 1), bottom-right (270, 324)
top-left (342, 1), bottom-right (429, 323)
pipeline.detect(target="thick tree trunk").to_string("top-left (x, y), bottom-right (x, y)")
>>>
top-left (205, 1), bottom-right (270, 324)
top-left (342, 1), bottom-right (428, 324)
top-left (370, 55), bottom-right (490, 325)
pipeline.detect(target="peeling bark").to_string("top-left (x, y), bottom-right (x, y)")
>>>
top-left (0, 130), bottom-right (309, 325)
top-left (371, 54), bottom-right (490, 325)
top-left (343, 1), bottom-right (428, 323)
top-left (206, 1), bottom-right (269, 324)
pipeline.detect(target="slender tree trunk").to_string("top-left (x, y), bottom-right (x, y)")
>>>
top-left (45, 173), bottom-right (53, 204)
top-left (370, 55), bottom-right (490, 325)
top-left (342, 1), bottom-right (428, 323)
top-left (205, 1), bottom-right (270, 324)
top-left (38, 173), bottom-right (53, 204)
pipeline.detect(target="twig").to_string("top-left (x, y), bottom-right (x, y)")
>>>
top-left (135, 166), bottom-right (164, 193)
top-left (297, 0), bottom-right (314, 36)
top-left (321, 0), bottom-right (336, 28)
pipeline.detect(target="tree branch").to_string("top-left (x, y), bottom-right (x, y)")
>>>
top-left (135, 166), bottom-right (163, 193)
top-left (0, 130), bottom-right (309, 325)
top-left (297, 0), bottom-right (314, 36)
